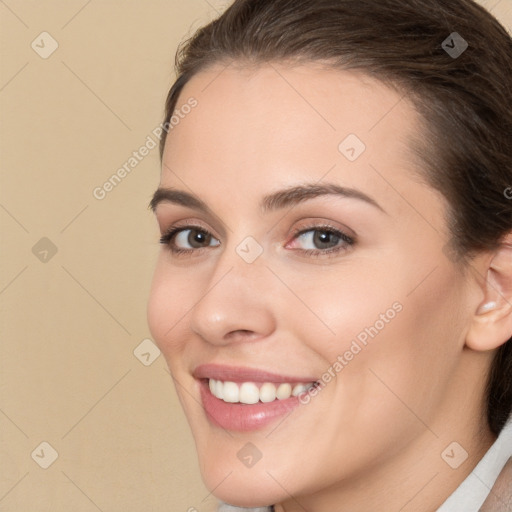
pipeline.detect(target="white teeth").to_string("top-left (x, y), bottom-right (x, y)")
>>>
top-left (259, 383), bottom-right (276, 403)
top-left (292, 383), bottom-right (308, 396)
top-left (239, 382), bottom-right (260, 404)
top-left (222, 381), bottom-right (239, 403)
top-left (276, 383), bottom-right (292, 400)
top-left (214, 379), bottom-right (224, 400)
top-left (208, 379), bottom-right (315, 404)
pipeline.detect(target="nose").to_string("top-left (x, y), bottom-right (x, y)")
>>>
top-left (189, 250), bottom-right (277, 346)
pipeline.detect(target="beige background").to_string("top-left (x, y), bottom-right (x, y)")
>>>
top-left (0, 1), bottom-right (510, 510)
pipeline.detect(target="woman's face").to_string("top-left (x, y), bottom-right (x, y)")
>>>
top-left (147, 63), bottom-right (479, 507)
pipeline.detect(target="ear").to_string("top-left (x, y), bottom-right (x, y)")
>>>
top-left (466, 233), bottom-right (512, 351)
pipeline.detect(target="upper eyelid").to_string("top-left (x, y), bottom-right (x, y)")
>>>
top-left (288, 225), bottom-right (354, 246)
top-left (160, 218), bottom-right (214, 235)
top-left (163, 221), bottom-right (347, 235)
top-left (154, 210), bottom-right (229, 240)
top-left (289, 218), bottom-right (358, 244)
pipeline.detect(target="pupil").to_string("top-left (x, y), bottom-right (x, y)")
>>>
top-left (313, 230), bottom-right (339, 249)
top-left (190, 230), bottom-right (209, 248)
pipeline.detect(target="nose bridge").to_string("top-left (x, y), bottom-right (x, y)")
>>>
top-left (189, 238), bottom-right (275, 344)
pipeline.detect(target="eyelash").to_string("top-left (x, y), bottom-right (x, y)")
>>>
top-left (159, 222), bottom-right (355, 258)
top-left (159, 223), bottom-right (217, 257)
top-left (290, 223), bottom-right (355, 257)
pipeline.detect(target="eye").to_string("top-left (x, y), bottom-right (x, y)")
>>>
top-left (159, 223), bottom-right (355, 258)
top-left (287, 225), bottom-right (355, 256)
top-left (160, 226), bottom-right (220, 254)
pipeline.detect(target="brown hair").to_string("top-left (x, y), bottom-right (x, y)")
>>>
top-left (158, 0), bottom-right (512, 436)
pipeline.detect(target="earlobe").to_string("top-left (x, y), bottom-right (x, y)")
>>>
top-left (476, 301), bottom-right (497, 314)
top-left (466, 234), bottom-right (512, 352)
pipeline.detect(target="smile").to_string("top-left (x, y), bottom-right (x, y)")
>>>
top-left (208, 379), bottom-right (316, 404)
top-left (194, 364), bottom-right (319, 431)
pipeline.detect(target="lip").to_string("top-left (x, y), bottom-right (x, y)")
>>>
top-left (194, 364), bottom-right (318, 432)
top-left (193, 363), bottom-right (318, 384)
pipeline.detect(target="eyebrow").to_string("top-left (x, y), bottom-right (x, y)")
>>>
top-left (148, 182), bottom-right (386, 215)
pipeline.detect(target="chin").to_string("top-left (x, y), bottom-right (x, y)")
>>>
top-left (197, 449), bottom-right (287, 509)
top-left (205, 477), bottom-right (281, 509)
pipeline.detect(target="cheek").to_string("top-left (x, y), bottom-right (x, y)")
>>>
top-left (285, 255), bottom-right (466, 428)
top-left (335, 265), bottom-right (466, 427)
top-left (146, 257), bottom-right (193, 363)
top-left (278, 261), bottom-right (403, 359)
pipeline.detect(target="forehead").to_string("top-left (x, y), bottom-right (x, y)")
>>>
top-left (163, 61), bottom-right (421, 170)
top-left (160, 62), bottom-right (435, 220)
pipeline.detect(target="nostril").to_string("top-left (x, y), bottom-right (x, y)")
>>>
top-left (226, 329), bottom-right (259, 341)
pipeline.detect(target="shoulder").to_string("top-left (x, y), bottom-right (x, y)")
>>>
top-left (479, 456), bottom-right (512, 512)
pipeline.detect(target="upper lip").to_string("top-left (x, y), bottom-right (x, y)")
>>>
top-left (193, 364), bottom-right (317, 383)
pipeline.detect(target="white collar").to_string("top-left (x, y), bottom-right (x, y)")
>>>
top-left (436, 418), bottom-right (512, 512)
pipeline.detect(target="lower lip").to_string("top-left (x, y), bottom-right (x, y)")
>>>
top-left (198, 379), bottom-right (303, 432)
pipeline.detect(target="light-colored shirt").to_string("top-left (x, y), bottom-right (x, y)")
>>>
top-left (438, 417), bottom-right (512, 512)
top-left (218, 417), bottom-right (512, 512)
